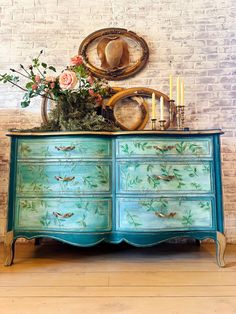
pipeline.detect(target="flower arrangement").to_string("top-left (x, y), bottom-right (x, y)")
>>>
top-left (0, 50), bottom-right (117, 131)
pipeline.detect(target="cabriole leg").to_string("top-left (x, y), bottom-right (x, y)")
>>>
top-left (216, 231), bottom-right (226, 267)
top-left (4, 231), bottom-right (15, 266)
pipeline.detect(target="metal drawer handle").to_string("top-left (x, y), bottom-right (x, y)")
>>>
top-left (55, 146), bottom-right (75, 151)
top-left (153, 145), bottom-right (176, 151)
top-left (153, 175), bottom-right (175, 182)
top-left (155, 211), bottom-right (176, 218)
top-left (53, 212), bottom-right (74, 218)
top-left (55, 176), bottom-right (75, 182)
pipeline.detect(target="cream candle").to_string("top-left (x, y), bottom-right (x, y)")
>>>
top-left (152, 92), bottom-right (156, 119)
top-left (169, 75), bottom-right (173, 100)
top-left (160, 96), bottom-right (164, 120)
top-left (176, 76), bottom-right (181, 106)
top-left (181, 79), bottom-right (184, 106)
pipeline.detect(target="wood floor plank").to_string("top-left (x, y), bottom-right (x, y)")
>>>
top-left (1, 271), bottom-right (236, 287)
top-left (1, 297), bottom-right (236, 314)
top-left (0, 273), bottom-right (109, 287)
top-left (1, 286), bottom-right (236, 297)
top-left (109, 271), bottom-right (236, 286)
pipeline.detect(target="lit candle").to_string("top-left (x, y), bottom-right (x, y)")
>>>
top-left (176, 76), bottom-right (181, 106)
top-left (160, 96), bottom-right (164, 120)
top-left (181, 79), bottom-right (184, 106)
top-left (152, 92), bottom-right (156, 119)
top-left (169, 75), bottom-right (173, 100)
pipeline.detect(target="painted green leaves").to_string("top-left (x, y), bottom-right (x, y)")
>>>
top-left (119, 161), bottom-right (211, 193)
top-left (16, 198), bottom-right (111, 231)
top-left (16, 162), bottom-right (111, 194)
top-left (118, 198), bottom-right (213, 231)
top-left (118, 139), bottom-right (211, 157)
top-left (18, 138), bottom-right (111, 159)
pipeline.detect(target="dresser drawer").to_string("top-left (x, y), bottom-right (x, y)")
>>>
top-left (116, 137), bottom-right (212, 158)
top-left (117, 161), bottom-right (213, 194)
top-left (16, 161), bottom-right (111, 195)
top-left (15, 198), bottom-right (112, 231)
top-left (116, 197), bottom-right (214, 231)
top-left (17, 137), bottom-right (111, 159)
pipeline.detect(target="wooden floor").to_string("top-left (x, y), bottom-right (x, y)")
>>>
top-left (1, 241), bottom-right (236, 314)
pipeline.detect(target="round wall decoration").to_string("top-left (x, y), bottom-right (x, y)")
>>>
top-left (79, 28), bottom-right (149, 80)
top-left (106, 87), bottom-right (170, 130)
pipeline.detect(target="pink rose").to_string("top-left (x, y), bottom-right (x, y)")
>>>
top-left (32, 84), bottom-right (38, 90)
top-left (89, 89), bottom-right (95, 96)
top-left (70, 55), bottom-right (83, 66)
top-left (50, 82), bottom-right (55, 89)
top-left (35, 75), bottom-right (41, 83)
top-left (45, 75), bottom-right (56, 82)
top-left (59, 70), bottom-right (78, 90)
top-left (87, 75), bottom-right (94, 85)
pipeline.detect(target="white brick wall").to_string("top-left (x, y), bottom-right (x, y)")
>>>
top-left (0, 0), bottom-right (235, 242)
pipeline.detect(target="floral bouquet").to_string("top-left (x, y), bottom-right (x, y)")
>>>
top-left (0, 50), bottom-right (117, 131)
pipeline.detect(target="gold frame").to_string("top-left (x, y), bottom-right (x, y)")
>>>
top-left (78, 28), bottom-right (149, 80)
top-left (106, 87), bottom-right (170, 130)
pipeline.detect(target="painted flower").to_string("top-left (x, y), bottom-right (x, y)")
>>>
top-left (32, 84), bottom-right (38, 90)
top-left (50, 82), bottom-right (55, 89)
top-left (70, 55), bottom-right (83, 66)
top-left (59, 70), bottom-right (78, 90)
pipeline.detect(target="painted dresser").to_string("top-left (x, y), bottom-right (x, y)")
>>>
top-left (4, 130), bottom-right (226, 266)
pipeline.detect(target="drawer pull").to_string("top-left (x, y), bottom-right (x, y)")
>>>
top-left (55, 146), bottom-right (75, 151)
top-left (53, 211), bottom-right (74, 218)
top-left (55, 176), bottom-right (75, 182)
top-left (155, 211), bottom-right (176, 218)
top-left (153, 175), bottom-right (175, 181)
top-left (153, 145), bottom-right (175, 152)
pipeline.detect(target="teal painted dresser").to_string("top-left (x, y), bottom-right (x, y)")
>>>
top-left (4, 130), bottom-right (226, 266)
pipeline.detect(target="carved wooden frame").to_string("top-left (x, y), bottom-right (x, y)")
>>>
top-left (78, 28), bottom-right (149, 80)
top-left (106, 87), bottom-right (170, 130)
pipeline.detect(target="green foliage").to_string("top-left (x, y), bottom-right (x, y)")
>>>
top-left (125, 209), bottom-right (142, 228)
top-left (40, 93), bottom-right (117, 132)
top-left (121, 144), bottom-right (134, 155)
top-left (0, 51), bottom-right (118, 132)
top-left (182, 210), bottom-right (194, 227)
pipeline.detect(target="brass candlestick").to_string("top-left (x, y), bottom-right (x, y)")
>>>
top-left (159, 119), bottom-right (166, 131)
top-left (177, 105), bottom-right (185, 130)
top-left (151, 118), bottom-right (157, 130)
top-left (168, 99), bottom-right (176, 128)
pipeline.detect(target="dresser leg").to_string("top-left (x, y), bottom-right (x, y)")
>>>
top-left (195, 239), bottom-right (201, 246)
top-left (34, 238), bottom-right (41, 246)
top-left (216, 232), bottom-right (226, 267)
top-left (4, 231), bottom-right (15, 266)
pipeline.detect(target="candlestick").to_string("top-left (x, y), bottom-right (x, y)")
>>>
top-left (151, 118), bottom-right (157, 130)
top-left (152, 92), bottom-right (156, 119)
top-left (160, 96), bottom-right (164, 120)
top-left (168, 99), bottom-right (176, 128)
top-left (177, 105), bottom-right (185, 130)
top-left (169, 75), bottom-right (173, 100)
top-left (159, 119), bottom-right (166, 131)
top-left (181, 79), bottom-right (184, 106)
top-left (176, 76), bottom-right (181, 107)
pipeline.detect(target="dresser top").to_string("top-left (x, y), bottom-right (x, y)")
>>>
top-left (6, 129), bottom-right (223, 137)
